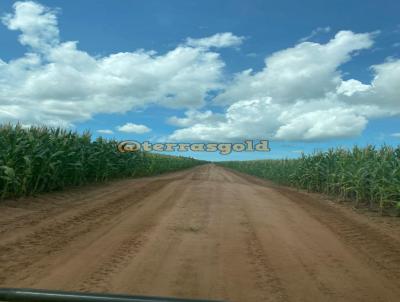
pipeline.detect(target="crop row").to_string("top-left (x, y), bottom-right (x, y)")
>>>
top-left (0, 124), bottom-right (204, 199)
top-left (219, 146), bottom-right (400, 214)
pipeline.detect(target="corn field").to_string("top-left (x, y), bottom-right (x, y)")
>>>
top-left (219, 146), bottom-right (400, 214)
top-left (0, 124), bottom-right (204, 199)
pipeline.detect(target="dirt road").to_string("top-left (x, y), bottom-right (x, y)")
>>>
top-left (0, 164), bottom-right (399, 302)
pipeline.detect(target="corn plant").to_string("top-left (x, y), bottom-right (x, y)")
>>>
top-left (219, 145), bottom-right (400, 214)
top-left (0, 124), bottom-right (205, 199)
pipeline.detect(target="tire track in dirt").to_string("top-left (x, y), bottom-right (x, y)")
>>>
top-left (0, 182), bottom-right (134, 239)
top-left (1, 164), bottom-right (400, 302)
top-left (227, 167), bottom-right (400, 283)
top-left (165, 183), bottom-right (214, 299)
top-left (245, 233), bottom-right (287, 301)
top-left (0, 178), bottom-right (179, 285)
top-left (78, 233), bottom-right (147, 292)
top-left (265, 185), bottom-right (400, 282)
top-left (234, 171), bottom-right (400, 301)
top-left (106, 180), bottom-right (212, 297)
top-left (239, 208), bottom-right (288, 302)
top-left (0, 168), bottom-right (195, 240)
top-left (77, 181), bottom-right (191, 292)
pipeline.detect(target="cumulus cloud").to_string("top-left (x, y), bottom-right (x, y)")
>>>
top-left (2, 1), bottom-right (59, 51)
top-left (167, 110), bottom-right (225, 127)
top-left (185, 32), bottom-right (244, 49)
top-left (168, 31), bottom-right (400, 142)
top-left (117, 123), bottom-right (151, 134)
top-left (368, 59), bottom-right (400, 108)
top-left (275, 108), bottom-right (368, 141)
top-left (299, 26), bottom-right (331, 42)
top-left (0, 1), bottom-right (225, 127)
top-left (97, 129), bottom-right (114, 134)
top-left (215, 31), bottom-right (374, 105)
top-left (169, 98), bottom-right (282, 141)
top-left (336, 79), bottom-right (370, 96)
top-left (1, 1), bottom-right (399, 142)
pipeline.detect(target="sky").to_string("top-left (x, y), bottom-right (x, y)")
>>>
top-left (0, 0), bottom-right (399, 161)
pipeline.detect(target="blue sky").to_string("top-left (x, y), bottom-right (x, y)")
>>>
top-left (0, 0), bottom-right (399, 161)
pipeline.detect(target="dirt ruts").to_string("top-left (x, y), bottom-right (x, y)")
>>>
top-left (0, 164), bottom-right (399, 302)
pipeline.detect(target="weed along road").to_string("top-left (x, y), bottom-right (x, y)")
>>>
top-left (0, 164), bottom-right (399, 302)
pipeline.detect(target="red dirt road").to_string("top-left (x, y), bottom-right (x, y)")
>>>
top-left (0, 164), bottom-right (399, 301)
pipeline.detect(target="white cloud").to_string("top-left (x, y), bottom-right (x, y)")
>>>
top-left (368, 59), bottom-right (400, 109)
top-left (391, 133), bottom-right (400, 138)
top-left (1, 2), bottom-right (399, 143)
top-left (185, 32), bottom-right (244, 49)
top-left (169, 98), bottom-right (282, 141)
top-left (0, 1), bottom-right (225, 127)
top-left (97, 129), bottom-right (114, 134)
top-left (275, 108), bottom-right (368, 141)
top-left (117, 123), bottom-right (151, 134)
top-left (337, 79), bottom-right (370, 96)
top-left (167, 110), bottom-right (225, 127)
top-left (168, 100), bottom-right (370, 142)
top-left (168, 31), bottom-right (400, 142)
top-left (299, 26), bottom-right (331, 42)
top-left (215, 31), bottom-right (374, 105)
top-left (2, 1), bottom-right (59, 51)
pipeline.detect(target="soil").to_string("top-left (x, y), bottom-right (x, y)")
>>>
top-left (0, 164), bottom-right (399, 302)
